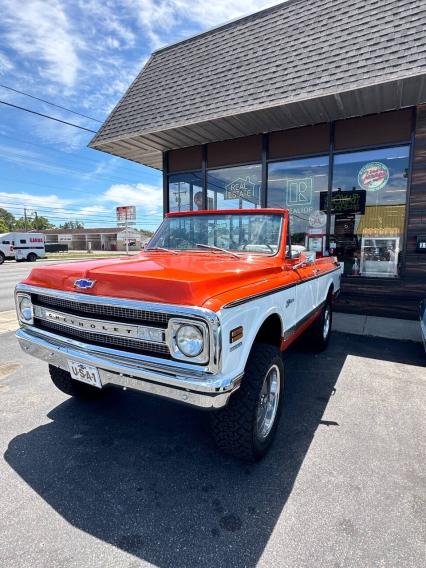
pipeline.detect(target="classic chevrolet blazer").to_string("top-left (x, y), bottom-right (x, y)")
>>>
top-left (15, 209), bottom-right (340, 461)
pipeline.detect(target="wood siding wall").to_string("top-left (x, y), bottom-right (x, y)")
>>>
top-left (335, 105), bottom-right (426, 320)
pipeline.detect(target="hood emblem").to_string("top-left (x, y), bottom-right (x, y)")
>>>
top-left (74, 278), bottom-right (96, 290)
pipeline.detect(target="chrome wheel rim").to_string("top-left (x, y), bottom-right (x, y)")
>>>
top-left (256, 364), bottom-right (281, 440)
top-left (323, 307), bottom-right (330, 340)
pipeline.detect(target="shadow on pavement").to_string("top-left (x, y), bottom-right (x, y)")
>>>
top-left (4, 333), bottom-right (425, 567)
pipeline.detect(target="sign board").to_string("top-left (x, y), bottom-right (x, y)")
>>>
top-left (358, 162), bottom-right (389, 191)
top-left (116, 206), bottom-right (136, 224)
top-left (224, 177), bottom-right (259, 204)
top-left (286, 178), bottom-right (313, 206)
top-left (417, 234), bottom-right (426, 253)
top-left (320, 189), bottom-right (366, 215)
top-left (58, 234), bottom-right (72, 242)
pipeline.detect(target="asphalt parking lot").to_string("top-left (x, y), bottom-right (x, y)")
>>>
top-left (0, 328), bottom-right (425, 568)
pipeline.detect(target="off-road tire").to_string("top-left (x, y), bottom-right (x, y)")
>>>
top-left (210, 343), bottom-right (284, 462)
top-left (49, 365), bottom-right (104, 399)
top-left (27, 252), bottom-right (37, 262)
top-left (0, 252), bottom-right (4, 265)
top-left (307, 299), bottom-right (332, 352)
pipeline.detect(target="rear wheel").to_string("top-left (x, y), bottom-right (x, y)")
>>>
top-left (0, 252), bottom-right (4, 265)
top-left (49, 365), bottom-right (104, 399)
top-left (308, 299), bottom-right (332, 352)
top-left (27, 252), bottom-right (37, 262)
top-left (210, 343), bottom-right (284, 462)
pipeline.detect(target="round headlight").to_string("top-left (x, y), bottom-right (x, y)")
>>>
top-left (19, 296), bottom-right (33, 322)
top-left (176, 324), bottom-right (204, 357)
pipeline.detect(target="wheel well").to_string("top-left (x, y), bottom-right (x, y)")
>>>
top-left (254, 314), bottom-right (282, 347)
top-left (327, 284), bottom-right (334, 301)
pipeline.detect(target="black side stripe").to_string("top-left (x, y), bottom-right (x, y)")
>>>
top-left (223, 266), bottom-right (341, 309)
top-left (14, 246), bottom-right (44, 250)
top-left (283, 302), bottom-right (325, 340)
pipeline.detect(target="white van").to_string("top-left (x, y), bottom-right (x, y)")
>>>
top-left (0, 233), bottom-right (15, 263)
top-left (0, 232), bottom-right (45, 264)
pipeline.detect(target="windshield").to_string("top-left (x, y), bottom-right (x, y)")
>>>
top-left (147, 213), bottom-right (283, 255)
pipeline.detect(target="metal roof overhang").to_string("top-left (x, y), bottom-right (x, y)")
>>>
top-left (90, 74), bottom-right (426, 170)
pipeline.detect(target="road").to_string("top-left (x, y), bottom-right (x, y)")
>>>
top-left (0, 259), bottom-right (83, 312)
top-left (0, 330), bottom-right (425, 567)
top-left (1, 260), bottom-right (50, 312)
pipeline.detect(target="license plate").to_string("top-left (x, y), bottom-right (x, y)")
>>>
top-left (67, 360), bottom-right (102, 389)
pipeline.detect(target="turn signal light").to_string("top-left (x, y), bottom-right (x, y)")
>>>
top-left (230, 326), bottom-right (243, 343)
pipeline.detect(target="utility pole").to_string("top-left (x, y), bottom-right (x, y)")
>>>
top-left (34, 211), bottom-right (38, 230)
top-left (125, 210), bottom-right (129, 256)
top-left (24, 208), bottom-right (28, 232)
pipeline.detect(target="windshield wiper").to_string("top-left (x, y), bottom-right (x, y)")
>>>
top-left (146, 247), bottom-right (178, 255)
top-left (196, 243), bottom-right (240, 258)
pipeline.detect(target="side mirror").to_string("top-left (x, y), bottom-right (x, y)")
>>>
top-left (292, 251), bottom-right (316, 270)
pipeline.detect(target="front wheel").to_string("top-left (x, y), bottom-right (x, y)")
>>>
top-left (27, 252), bottom-right (37, 262)
top-left (210, 343), bottom-right (284, 462)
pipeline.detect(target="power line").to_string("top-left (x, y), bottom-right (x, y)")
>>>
top-left (0, 149), bottom-right (151, 185)
top-left (0, 83), bottom-right (103, 123)
top-left (0, 204), bottom-right (161, 220)
top-left (1, 176), bottom-right (163, 200)
top-left (0, 133), bottom-right (157, 179)
top-left (0, 100), bottom-right (97, 133)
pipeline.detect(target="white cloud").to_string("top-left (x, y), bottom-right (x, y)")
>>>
top-left (0, 192), bottom-right (114, 224)
top-left (0, 0), bottom-right (82, 88)
top-left (0, 191), bottom-right (73, 211)
top-left (128, 0), bottom-right (282, 49)
top-left (0, 51), bottom-right (13, 74)
top-left (102, 183), bottom-right (163, 215)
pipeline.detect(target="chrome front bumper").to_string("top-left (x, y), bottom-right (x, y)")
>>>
top-left (16, 327), bottom-right (241, 409)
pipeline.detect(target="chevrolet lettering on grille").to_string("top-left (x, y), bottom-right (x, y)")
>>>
top-left (33, 306), bottom-right (165, 342)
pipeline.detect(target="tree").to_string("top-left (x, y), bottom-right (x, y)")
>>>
top-left (59, 220), bottom-right (84, 229)
top-left (14, 216), bottom-right (54, 230)
top-left (0, 218), bottom-right (9, 233)
top-left (33, 215), bottom-right (53, 230)
top-left (0, 208), bottom-right (16, 231)
top-left (0, 208), bottom-right (55, 231)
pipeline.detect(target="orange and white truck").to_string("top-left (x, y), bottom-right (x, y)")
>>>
top-left (15, 209), bottom-right (340, 460)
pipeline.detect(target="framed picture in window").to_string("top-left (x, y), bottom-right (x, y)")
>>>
top-left (360, 237), bottom-right (399, 278)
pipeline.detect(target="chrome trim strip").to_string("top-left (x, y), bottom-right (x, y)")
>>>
top-left (223, 266), bottom-right (341, 308)
top-left (33, 305), bottom-right (165, 343)
top-left (17, 283), bottom-right (218, 322)
top-left (16, 327), bottom-right (242, 409)
top-left (16, 284), bottom-right (222, 373)
top-left (283, 302), bottom-right (324, 340)
top-left (18, 325), bottom-right (214, 376)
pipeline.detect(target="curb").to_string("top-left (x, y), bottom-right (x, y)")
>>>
top-left (333, 312), bottom-right (422, 343)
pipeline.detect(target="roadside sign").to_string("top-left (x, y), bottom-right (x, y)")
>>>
top-left (116, 206), bottom-right (136, 225)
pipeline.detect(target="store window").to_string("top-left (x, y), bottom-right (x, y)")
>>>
top-left (207, 164), bottom-right (261, 210)
top-left (267, 156), bottom-right (329, 254)
top-left (329, 145), bottom-right (410, 278)
top-left (168, 171), bottom-right (203, 212)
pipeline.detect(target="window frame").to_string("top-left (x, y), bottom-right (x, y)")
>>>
top-left (164, 109), bottom-right (415, 280)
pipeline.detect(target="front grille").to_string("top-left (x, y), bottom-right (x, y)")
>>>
top-left (38, 319), bottom-right (170, 357)
top-left (34, 294), bottom-right (171, 326)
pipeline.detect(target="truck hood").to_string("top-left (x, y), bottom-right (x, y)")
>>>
top-left (23, 253), bottom-right (283, 306)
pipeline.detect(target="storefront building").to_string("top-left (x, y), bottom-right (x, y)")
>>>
top-left (90, 0), bottom-right (426, 319)
top-left (43, 227), bottom-right (144, 251)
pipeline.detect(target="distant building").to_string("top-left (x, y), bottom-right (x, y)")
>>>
top-left (42, 227), bottom-right (147, 251)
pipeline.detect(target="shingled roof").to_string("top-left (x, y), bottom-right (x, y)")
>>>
top-left (89, 0), bottom-right (426, 169)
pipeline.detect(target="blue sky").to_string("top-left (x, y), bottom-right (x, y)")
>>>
top-left (0, 0), bottom-right (278, 231)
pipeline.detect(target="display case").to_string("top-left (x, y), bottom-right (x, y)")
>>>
top-left (360, 237), bottom-right (400, 278)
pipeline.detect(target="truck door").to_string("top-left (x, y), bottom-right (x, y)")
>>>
top-left (295, 264), bottom-right (317, 321)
